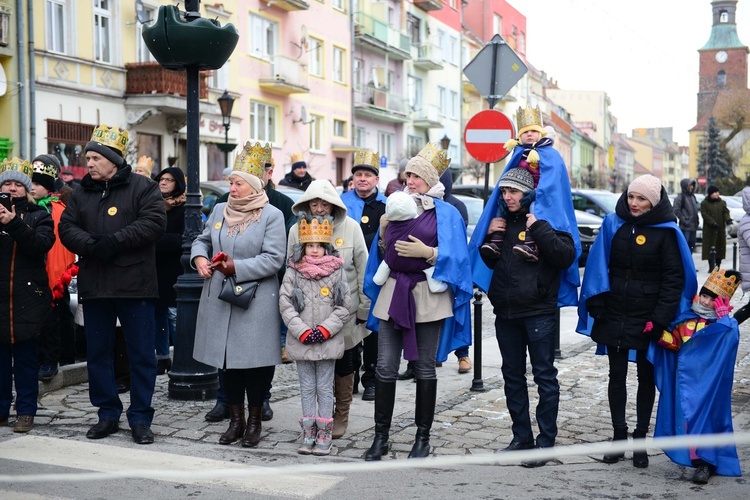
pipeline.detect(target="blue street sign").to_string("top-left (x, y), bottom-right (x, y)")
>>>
top-left (380, 156), bottom-right (387, 168)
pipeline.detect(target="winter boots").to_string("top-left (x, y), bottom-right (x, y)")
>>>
top-left (332, 373), bottom-right (354, 439)
top-left (298, 417), bottom-right (316, 455)
top-left (364, 379), bottom-right (397, 461)
top-left (218, 404), bottom-right (245, 445)
top-left (313, 418), bottom-right (334, 456)
top-left (632, 429), bottom-right (649, 468)
top-left (602, 426), bottom-right (628, 463)
top-left (408, 379), bottom-right (437, 458)
top-left (241, 406), bottom-right (263, 448)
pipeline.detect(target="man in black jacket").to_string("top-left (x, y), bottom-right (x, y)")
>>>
top-left (673, 178), bottom-right (699, 252)
top-left (481, 168), bottom-right (576, 467)
top-left (59, 125), bottom-right (166, 445)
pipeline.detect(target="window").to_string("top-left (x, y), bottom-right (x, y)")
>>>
top-left (518, 31), bottom-right (526, 55)
top-left (333, 119), bottom-right (346, 138)
top-left (407, 135), bottom-right (423, 157)
top-left (309, 37), bottom-right (323, 77)
top-left (450, 90), bottom-right (458, 119)
top-left (210, 65), bottom-right (229, 90)
top-left (94, 0), bottom-right (113, 64)
top-left (378, 131), bottom-right (394, 162)
top-left (310, 114), bottom-right (324, 151)
top-left (248, 13), bottom-right (277, 60)
top-left (407, 13), bottom-right (420, 47)
top-left (136, 7), bottom-right (157, 63)
top-left (408, 75), bottom-right (423, 110)
top-left (493, 14), bottom-right (502, 36)
top-left (720, 10), bottom-right (729, 23)
top-left (440, 31), bottom-right (457, 65)
top-left (333, 47), bottom-right (345, 83)
top-left (355, 126), bottom-right (366, 148)
top-left (249, 100), bottom-right (276, 143)
top-left (353, 58), bottom-right (363, 89)
top-left (46, 0), bottom-right (68, 54)
top-left (438, 86), bottom-right (446, 117)
top-left (718, 70), bottom-right (727, 87)
top-left (332, 0), bottom-right (345, 11)
top-left (46, 119), bottom-right (95, 172)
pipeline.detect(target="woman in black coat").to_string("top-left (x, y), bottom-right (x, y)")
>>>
top-left (153, 167), bottom-right (186, 374)
top-left (585, 175), bottom-right (685, 468)
top-left (0, 164), bottom-right (55, 432)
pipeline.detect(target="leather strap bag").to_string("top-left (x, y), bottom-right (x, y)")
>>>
top-left (218, 275), bottom-right (259, 310)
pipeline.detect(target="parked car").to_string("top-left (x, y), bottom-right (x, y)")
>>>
top-left (575, 210), bottom-right (603, 267)
top-left (454, 194), bottom-right (483, 241)
top-left (200, 180), bottom-right (304, 215)
top-left (570, 189), bottom-right (619, 219)
top-left (722, 196), bottom-right (743, 238)
top-left (452, 183), bottom-right (494, 201)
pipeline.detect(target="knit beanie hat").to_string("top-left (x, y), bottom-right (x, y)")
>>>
top-left (498, 167), bottom-right (534, 192)
top-left (385, 191), bottom-right (418, 222)
top-left (0, 157), bottom-right (33, 192)
top-left (32, 172), bottom-right (56, 193)
top-left (628, 174), bottom-right (662, 207)
top-left (229, 170), bottom-right (263, 193)
top-left (0, 170), bottom-right (32, 192)
top-left (707, 185), bottom-right (720, 196)
top-left (84, 142), bottom-right (125, 168)
top-left (32, 154), bottom-right (62, 178)
top-left (398, 158), bottom-right (408, 173)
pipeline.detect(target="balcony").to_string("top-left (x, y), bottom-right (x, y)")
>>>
top-left (353, 12), bottom-right (411, 60)
top-left (258, 55), bottom-right (310, 95)
top-left (414, 0), bottom-right (443, 11)
top-left (124, 62), bottom-right (214, 127)
top-left (412, 43), bottom-right (443, 71)
top-left (354, 86), bottom-right (409, 123)
top-left (411, 104), bottom-right (443, 129)
top-left (261, 0), bottom-right (310, 10)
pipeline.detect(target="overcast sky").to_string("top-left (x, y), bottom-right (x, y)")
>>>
top-left (508, 0), bottom-right (750, 145)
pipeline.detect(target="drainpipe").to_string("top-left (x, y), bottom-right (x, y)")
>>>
top-left (15, 0), bottom-right (26, 157)
top-left (27, 0), bottom-right (36, 155)
top-left (350, 0), bottom-right (356, 154)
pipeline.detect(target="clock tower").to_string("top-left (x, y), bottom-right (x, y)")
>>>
top-left (697, 0), bottom-right (749, 120)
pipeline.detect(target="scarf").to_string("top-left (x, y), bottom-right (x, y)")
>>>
top-left (35, 194), bottom-right (60, 212)
top-left (691, 300), bottom-right (717, 319)
top-left (164, 193), bottom-right (186, 212)
top-left (223, 189), bottom-right (268, 237)
top-left (292, 254), bottom-right (344, 280)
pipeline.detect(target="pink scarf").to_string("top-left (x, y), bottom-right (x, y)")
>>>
top-left (292, 254), bottom-right (344, 280)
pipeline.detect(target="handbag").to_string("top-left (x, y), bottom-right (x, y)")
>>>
top-left (218, 275), bottom-right (259, 310)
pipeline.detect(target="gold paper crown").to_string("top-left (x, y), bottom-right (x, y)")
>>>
top-left (298, 217), bottom-right (334, 244)
top-left (516, 105), bottom-right (545, 136)
top-left (290, 152), bottom-right (306, 165)
top-left (702, 268), bottom-right (741, 299)
top-left (416, 142), bottom-right (451, 176)
top-left (353, 149), bottom-right (380, 171)
top-left (90, 125), bottom-right (129, 154)
top-left (0, 157), bottom-right (33, 178)
top-left (136, 156), bottom-right (154, 170)
top-left (32, 160), bottom-right (57, 179)
top-left (233, 141), bottom-right (270, 179)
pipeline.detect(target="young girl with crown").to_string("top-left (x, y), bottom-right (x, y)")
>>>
top-left (279, 214), bottom-right (351, 456)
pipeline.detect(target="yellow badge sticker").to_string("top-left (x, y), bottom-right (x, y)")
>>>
top-left (335, 238), bottom-right (344, 247)
top-left (321, 286), bottom-right (330, 297)
top-left (635, 235), bottom-right (647, 245)
top-left (214, 222), bottom-right (222, 230)
top-left (518, 231), bottom-right (526, 241)
top-left (361, 215), bottom-right (370, 224)
top-left (107, 207), bottom-right (117, 216)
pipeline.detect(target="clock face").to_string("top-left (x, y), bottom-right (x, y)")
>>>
top-left (716, 50), bottom-right (728, 63)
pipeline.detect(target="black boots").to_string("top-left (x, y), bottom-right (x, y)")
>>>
top-left (632, 429), bottom-right (649, 468)
top-left (602, 426), bottom-right (628, 463)
top-left (364, 379), bottom-right (396, 461)
top-left (242, 406), bottom-right (263, 447)
top-left (219, 404), bottom-right (245, 445)
top-left (408, 379), bottom-right (437, 458)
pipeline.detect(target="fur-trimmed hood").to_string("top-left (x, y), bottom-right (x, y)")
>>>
top-left (291, 179), bottom-right (348, 227)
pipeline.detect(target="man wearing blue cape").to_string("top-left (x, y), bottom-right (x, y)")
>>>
top-left (467, 106), bottom-right (579, 467)
top-left (647, 268), bottom-right (743, 484)
top-left (362, 143), bottom-right (472, 460)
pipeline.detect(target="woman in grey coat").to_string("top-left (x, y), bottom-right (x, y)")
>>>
top-left (191, 164), bottom-right (285, 448)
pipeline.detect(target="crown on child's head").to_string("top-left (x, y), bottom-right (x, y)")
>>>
top-left (702, 267), bottom-right (742, 299)
top-left (416, 142), bottom-right (451, 176)
top-left (516, 105), bottom-right (546, 137)
top-left (32, 160), bottom-right (57, 179)
top-left (353, 149), bottom-right (380, 171)
top-left (136, 156), bottom-right (154, 170)
top-left (90, 125), bottom-right (129, 154)
top-left (233, 141), bottom-right (269, 179)
top-left (299, 217), bottom-right (333, 244)
top-left (0, 157), bottom-right (33, 178)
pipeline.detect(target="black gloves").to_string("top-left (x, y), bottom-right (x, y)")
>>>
top-left (588, 306), bottom-right (605, 320)
top-left (92, 235), bottom-right (121, 263)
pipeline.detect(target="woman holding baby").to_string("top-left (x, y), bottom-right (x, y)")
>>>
top-left (362, 143), bottom-right (473, 460)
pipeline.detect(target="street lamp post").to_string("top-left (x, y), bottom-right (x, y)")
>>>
top-left (217, 90), bottom-right (236, 170)
top-left (440, 134), bottom-right (451, 150)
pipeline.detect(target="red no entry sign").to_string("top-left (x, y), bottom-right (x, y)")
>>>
top-left (463, 110), bottom-right (515, 163)
top-left (697, 176), bottom-right (707, 186)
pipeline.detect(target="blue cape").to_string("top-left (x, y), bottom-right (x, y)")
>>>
top-left (576, 214), bottom-right (697, 343)
top-left (364, 199), bottom-right (473, 362)
top-left (468, 145), bottom-right (581, 306)
top-left (341, 189), bottom-right (387, 222)
top-left (647, 315), bottom-right (741, 476)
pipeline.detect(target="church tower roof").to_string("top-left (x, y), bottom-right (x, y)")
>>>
top-left (701, 0), bottom-right (746, 50)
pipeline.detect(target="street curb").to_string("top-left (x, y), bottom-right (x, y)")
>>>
top-left (39, 362), bottom-right (88, 396)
